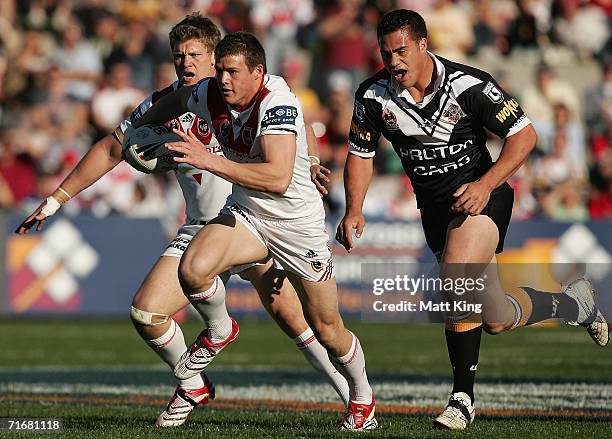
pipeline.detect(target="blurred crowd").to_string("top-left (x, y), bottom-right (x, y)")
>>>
top-left (0, 0), bottom-right (611, 235)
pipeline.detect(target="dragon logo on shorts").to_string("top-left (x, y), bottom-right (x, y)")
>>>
top-left (311, 261), bottom-right (323, 272)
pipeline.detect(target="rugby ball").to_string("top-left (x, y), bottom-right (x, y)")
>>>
top-left (122, 124), bottom-right (183, 174)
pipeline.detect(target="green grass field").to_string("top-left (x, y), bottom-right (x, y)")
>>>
top-left (1, 319), bottom-right (610, 438)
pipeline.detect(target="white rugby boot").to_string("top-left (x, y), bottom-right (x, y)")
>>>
top-left (433, 392), bottom-right (475, 430)
top-left (174, 318), bottom-right (239, 380)
top-left (563, 278), bottom-right (609, 347)
top-left (155, 374), bottom-right (215, 427)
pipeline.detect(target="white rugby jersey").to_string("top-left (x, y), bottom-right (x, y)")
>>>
top-left (349, 52), bottom-right (531, 208)
top-left (120, 81), bottom-right (232, 225)
top-left (187, 74), bottom-right (323, 221)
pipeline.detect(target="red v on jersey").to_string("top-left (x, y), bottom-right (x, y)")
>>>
top-left (207, 79), bottom-right (271, 154)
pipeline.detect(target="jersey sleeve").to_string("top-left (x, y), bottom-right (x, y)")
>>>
top-left (348, 86), bottom-right (382, 158)
top-left (186, 78), bottom-right (209, 116)
top-left (259, 91), bottom-right (301, 136)
top-left (118, 94), bottom-right (154, 134)
top-left (461, 76), bottom-right (531, 139)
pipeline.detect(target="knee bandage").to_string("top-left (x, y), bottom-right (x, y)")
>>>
top-left (130, 306), bottom-right (170, 326)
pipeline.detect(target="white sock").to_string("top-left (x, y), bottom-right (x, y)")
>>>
top-left (145, 319), bottom-right (204, 389)
top-left (331, 332), bottom-right (373, 404)
top-left (294, 328), bottom-right (350, 406)
top-left (186, 275), bottom-right (232, 343)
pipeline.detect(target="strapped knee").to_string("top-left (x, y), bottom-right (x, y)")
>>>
top-left (130, 306), bottom-right (170, 326)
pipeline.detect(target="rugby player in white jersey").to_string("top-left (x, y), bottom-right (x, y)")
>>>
top-left (130, 32), bottom-right (378, 431)
top-left (16, 13), bottom-right (349, 427)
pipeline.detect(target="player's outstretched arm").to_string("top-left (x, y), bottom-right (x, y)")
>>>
top-left (452, 124), bottom-right (537, 215)
top-left (305, 122), bottom-right (331, 196)
top-left (132, 86), bottom-right (193, 129)
top-left (168, 130), bottom-right (296, 194)
top-left (336, 154), bottom-right (373, 253)
top-left (15, 133), bottom-right (122, 234)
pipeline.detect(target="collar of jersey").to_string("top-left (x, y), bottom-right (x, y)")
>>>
top-left (229, 74), bottom-right (267, 120)
top-left (393, 51), bottom-right (445, 108)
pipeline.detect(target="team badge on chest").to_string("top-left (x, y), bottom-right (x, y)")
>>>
top-left (197, 118), bottom-right (210, 137)
top-left (383, 108), bottom-right (399, 130)
top-left (442, 103), bottom-right (465, 124)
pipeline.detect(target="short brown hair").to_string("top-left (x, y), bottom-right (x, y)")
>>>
top-left (214, 32), bottom-right (267, 73)
top-left (169, 12), bottom-right (221, 53)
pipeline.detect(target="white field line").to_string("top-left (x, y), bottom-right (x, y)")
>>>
top-left (4, 381), bottom-right (612, 411)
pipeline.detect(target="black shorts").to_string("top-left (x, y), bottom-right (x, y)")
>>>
top-left (420, 182), bottom-right (514, 261)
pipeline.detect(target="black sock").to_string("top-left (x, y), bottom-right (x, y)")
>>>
top-left (445, 325), bottom-right (482, 403)
top-left (522, 287), bottom-right (579, 324)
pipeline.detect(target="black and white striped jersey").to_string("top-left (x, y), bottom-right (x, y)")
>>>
top-left (348, 52), bottom-right (531, 208)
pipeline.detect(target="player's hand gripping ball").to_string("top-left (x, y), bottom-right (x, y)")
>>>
top-left (122, 124), bottom-right (183, 174)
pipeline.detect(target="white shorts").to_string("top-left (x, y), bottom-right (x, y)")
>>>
top-left (162, 224), bottom-right (258, 276)
top-left (220, 202), bottom-right (334, 282)
top-left (162, 225), bottom-right (203, 258)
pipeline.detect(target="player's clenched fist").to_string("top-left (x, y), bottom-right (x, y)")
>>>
top-left (336, 213), bottom-right (365, 253)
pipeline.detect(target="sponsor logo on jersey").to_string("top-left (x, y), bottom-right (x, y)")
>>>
top-left (180, 113), bottom-right (194, 124)
top-left (354, 101), bottom-right (366, 122)
top-left (441, 103), bottom-right (465, 124)
top-left (495, 99), bottom-right (520, 123)
top-left (242, 126), bottom-right (255, 146)
top-left (413, 154), bottom-right (471, 176)
top-left (399, 139), bottom-right (473, 161)
top-left (348, 141), bottom-right (372, 155)
top-left (350, 121), bottom-right (372, 142)
top-left (383, 108), bottom-right (399, 130)
top-left (197, 118), bottom-right (210, 137)
top-left (261, 105), bottom-right (298, 129)
top-left (483, 81), bottom-right (503, 103)
top-left (508, 114), bottom-right (527, 133)
top-left (129, 107), bottom-right (142, 123)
